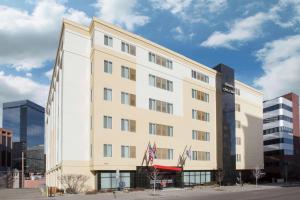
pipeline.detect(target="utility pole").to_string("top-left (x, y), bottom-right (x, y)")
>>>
top-left (21, 152), bottom-right (24, 188)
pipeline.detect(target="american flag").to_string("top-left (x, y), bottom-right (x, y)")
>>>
top-left (148, 144), bottom-right (154, 163)
top-left (153, 142), bottom-right (157, 158)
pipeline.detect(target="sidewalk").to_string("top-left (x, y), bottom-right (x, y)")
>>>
top-left (54, 184), bottom-right (281, 200)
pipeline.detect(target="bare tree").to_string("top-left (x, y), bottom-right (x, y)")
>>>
top-left (147, 167), bottom-right (161, 195)
top-left (216, 168), bottom-right (224, 187)
top-left (252, 167), bottom-right (265, 187)
top-left (58, 174), bottom-right (89, 193)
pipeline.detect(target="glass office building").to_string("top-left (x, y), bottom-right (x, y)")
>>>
top-left (2, 100), bottom-right (45, 174)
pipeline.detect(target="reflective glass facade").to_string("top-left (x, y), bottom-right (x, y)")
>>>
top-left (2, 100), bottom-right (45, 173)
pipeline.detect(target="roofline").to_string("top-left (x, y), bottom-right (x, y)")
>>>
top-left (264, 92), bottom-right (298, 102)
top-left (235, 80), bottom-right (263, 95)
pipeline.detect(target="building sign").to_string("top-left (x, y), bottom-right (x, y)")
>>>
top-left (222, 82), bottom-right (235, 94)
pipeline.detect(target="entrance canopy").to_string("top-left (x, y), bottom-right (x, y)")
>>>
top-left (153, 165), bottom-right (182, 172)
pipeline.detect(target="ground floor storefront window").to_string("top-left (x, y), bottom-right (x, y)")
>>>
top-left (183, 171), bottom-right (211, 186)
top-left (98, 171), bottom-right (132, 190)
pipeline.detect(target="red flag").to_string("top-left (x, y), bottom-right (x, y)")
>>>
top-left (153, 142), bottom-right (157, 158)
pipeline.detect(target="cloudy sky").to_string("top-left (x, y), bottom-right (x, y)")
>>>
top-left (0, 0), bottom-right (300, 125)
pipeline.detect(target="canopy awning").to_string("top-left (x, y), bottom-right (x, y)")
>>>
top-left (153, 165), bottom-right (182, 172)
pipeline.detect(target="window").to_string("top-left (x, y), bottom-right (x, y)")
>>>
top-left (149, 52), bottom-right (155, 62)
top-left (104, 60), bottom-right (112, 74)
top-left (104, 144), bottom-right (112, 157)
top-left (235, 88), bottom-right (240, 96)
top-left (156, 148), bottom-right (173, 160)
top-left (235, 104), bottom-right (241, 112)
top-left (236, 154), bottom-right (241, 162)
top-left (192, 109), bottom-right (210, 121)
top-left (149, 99), bottom-right (173, 114)
top-left (91, 89), bottom-right (93, 102)
top-left (149, 123), bottom-right (173, 137)
top-left (121, 145), bottom-right (136, 158)
top-left (121, 119), bottom-right (136, 132)
top-left (121, 66), bottom-right (136, 81)
top-left (149, 74), bottom-right (173, 92)
top-left (192, 89), bottom-right (209, 102)
top-left (148, 52), bottom-right (172, 69)
top-left (104, 88), bottom-right (112, 101)
top-left (236, 120), bottom-right (241, 129)
top-left (192, 151), bottom-right (210, 161)
top-left (191, 70), bottom-right (209, 83)
top-left (263, 115), bottom-right (293, 124)
top-left (236, 137), bottom-right (241, 145)
top-left (192, 130), bottom-right (210, 141)
top-left (263, 126), bottom-right (293, 135)
top-left (121, 92), bottom-right (136, 106)
top-left (103, 116), bottom-right (112, 129)
top-left (104, 35), bottom-right (113, 47)
top-left (121, 41), bottom-right (136, 56)
top-left (263, 104), bottom-right (293, 113)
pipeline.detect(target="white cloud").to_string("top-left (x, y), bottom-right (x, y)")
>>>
top-left (26, 72), bottom-right (32, 77)
top-left (150, 0), bottom-right (227, 23)
top-left (94, 0), bottom-right (149, 31)
top-left (201, 13), bottom-right (269, 49)
top-left (254, 35), bottom-right (300, 99)
top-left (44, 69), bottom-right (53, 80)
top-left (171, 26), bottom-right (194, 42)
top-left (201, 0), bottom-right (300, 49)
top-left (270, 0), bottom-right (300, 28)
top-left (0, 71), bottom-right (49, 126)
top-left (0, 0), bottom-right (91, 71)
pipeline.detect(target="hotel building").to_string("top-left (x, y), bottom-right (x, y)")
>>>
top-left (45, 18), bottom-right (264, 190)
top-left (263, 93), bottom-right (300, 180)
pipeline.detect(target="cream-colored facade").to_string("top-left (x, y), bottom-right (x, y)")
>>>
top-left (45, 18), bottom-right (263, 190)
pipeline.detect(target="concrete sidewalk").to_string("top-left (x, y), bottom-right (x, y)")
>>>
top-left (0, 184), bottom-right (281, 200)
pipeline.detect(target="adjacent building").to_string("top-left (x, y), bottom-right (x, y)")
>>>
top-left (2, 100), bottom-right (45, 174)
top-left (45, 18), bottom-right (264, 190)
top-left (263, 93), bottom-right (300, 180)
top-left (0, 128), bottom-right (12, 171)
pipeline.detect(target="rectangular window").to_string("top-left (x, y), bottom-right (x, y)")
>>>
top-left (192, 151), bottom-right (210, 161)
top-left (104, 144), bottom-right (112, 157)
top-left (149, 99), bottom-right (173, 114)
top-left (235, 88), bottom-right (240, 95)
top-left (236, 137), bottom-right (241, 145)
top-left (104, 60), bottom-right (112, 74)
top-left (191, 70), bottom-right (209, 83)
top-left (104, 35), bottom-right (113, 47)
top-left (121, 92), bottom-right (136, 106)
top-left (121, 119), bottom-right (136, 132)
top-left (121, 145), bottom-right (136, 158)
top-left (149, 123), bottom-right (173, 137)
top-left (192, 130), bottom-right (210, 141)
top-left (236, 120), bottom-right (241, 129)
top-left (121, 66), bottom-right (130, 79)
top-left (156, 148), bottom-right (173, 160)
top-left (149, 74), bottom-right (173, 92)
top-left (121, 66), bottom-right (136, 81)
top-left (236, 154), bottom-right (241, 162)
top-left (104, 88), bottom-right (112, 101)
top-left (121, 41), bottom-right (136, 56)
top-left (192, 89), bottom-right (209, 102)
top-left (235, 104), bottom-right (241, 112)
top-left (148, 52), bottom-right (172, 69)
top-left (103, 116), bottom-right (112, 129)
top-left (192, 109), bottom-right (210, 121)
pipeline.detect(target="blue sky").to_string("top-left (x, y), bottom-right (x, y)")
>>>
top-left (0, 0), bottom-right (300, 124)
